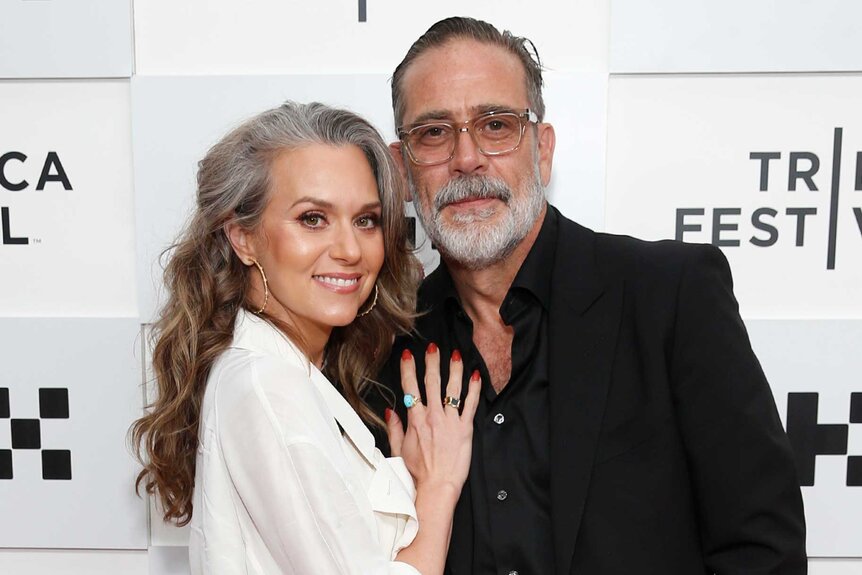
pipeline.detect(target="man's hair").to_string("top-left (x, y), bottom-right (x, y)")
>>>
top-left (391, 17), bottom-right (545, 127)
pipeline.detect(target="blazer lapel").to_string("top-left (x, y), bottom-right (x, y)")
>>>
top-left (548, 217), bottom-right (623, 575)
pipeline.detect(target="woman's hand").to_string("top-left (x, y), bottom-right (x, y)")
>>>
top-left (386, 343), bottom-right (481, 493)
top-left (388, 344), bottom-right (481, 574)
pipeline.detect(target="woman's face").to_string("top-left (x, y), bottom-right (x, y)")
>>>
top-left (242, 144), bottom-right (385, 345)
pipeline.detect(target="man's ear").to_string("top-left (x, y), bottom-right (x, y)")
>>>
top-left (224, 221), bottom-right (256, 264)
top-left (388, 141), bottom-right (412, 201)
top-left (537, 123), bottom-right (556, 188)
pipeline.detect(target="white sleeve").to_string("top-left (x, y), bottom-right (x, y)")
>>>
top-left (214, 356), bottom-right (421, 575)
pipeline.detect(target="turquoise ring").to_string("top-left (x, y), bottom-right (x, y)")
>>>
top-left (403, 393), bottom-right (419, 409)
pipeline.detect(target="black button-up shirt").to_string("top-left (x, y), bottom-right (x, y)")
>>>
top-left (450, 208), bottom-right (556, 575)
top-left (372, 208), bottom-right (559, 575)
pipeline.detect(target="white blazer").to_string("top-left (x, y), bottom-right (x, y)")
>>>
top-left (189, 309), bottom-right (420, 574)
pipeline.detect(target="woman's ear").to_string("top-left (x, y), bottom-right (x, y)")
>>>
top-left (224, 221), bottom-right (256, 264)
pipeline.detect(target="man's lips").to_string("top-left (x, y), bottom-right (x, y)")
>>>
top-left (443, 196), bottom-right (501, 209)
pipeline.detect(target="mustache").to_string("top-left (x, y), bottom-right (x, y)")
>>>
top-left (433, 177), bottom-right (513, 212)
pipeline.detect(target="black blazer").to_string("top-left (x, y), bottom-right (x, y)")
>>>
top-left (377, 206), bottom-right (806, 574)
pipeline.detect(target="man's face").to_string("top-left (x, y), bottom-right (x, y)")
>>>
top-left (395, 39), bottom-right (555, 270)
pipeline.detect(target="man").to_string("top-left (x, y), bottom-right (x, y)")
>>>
top-left (376, 16), bottom-right (806, 575)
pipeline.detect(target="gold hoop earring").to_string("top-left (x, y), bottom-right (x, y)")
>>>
top-left (250, 259), bottom-right (269, 314)
top-left (356, 284), bottom-right (378, 318)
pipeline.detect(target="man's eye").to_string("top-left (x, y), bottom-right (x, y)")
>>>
top-left (418, 125), bottom-right (449, 140)
top-left (486, 120), bottom-right (506, 131)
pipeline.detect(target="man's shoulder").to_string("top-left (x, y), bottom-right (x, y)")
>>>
top-left (554, 208), bottom-right (724, 279)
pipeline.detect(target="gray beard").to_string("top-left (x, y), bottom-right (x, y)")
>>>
top-left (410, 171), bottom-right (546, 270)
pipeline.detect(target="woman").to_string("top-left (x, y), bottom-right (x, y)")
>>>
top-left (131, 101), bottom-right (480, 574)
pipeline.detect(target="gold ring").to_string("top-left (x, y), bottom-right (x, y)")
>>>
top-left (443, 395), bottom-right (461, 409)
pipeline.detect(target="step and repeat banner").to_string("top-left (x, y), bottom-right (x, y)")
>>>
top-left (0, 80), bottom-right (138, 317)
top-left (0, 319), bottom-right (147, 548)
top-left (0, 0), bottom-right (145, 560)
top-left (605, 75), bottom-right (862, 319)
top-left (606, 0), bottom-right (862, 559)
top-left (747, 320), bottom-right (862, 556)
top-left (2, 0), bottom-right (861, 573)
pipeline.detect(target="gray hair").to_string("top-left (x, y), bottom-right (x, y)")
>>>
top-left (198, 101), bottom-right (402, 239)
top-left (391, 17), bottom-right (545, 127)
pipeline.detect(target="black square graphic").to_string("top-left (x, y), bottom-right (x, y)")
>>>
top-left (0, 449), bottom-right (11, 479)
top-left (42, 450), bottom-right (72, 480)
top-left (0, 388), bottom-right (8, 418)
top-left (848, 456), bottom-right (862, 487)
top-left (850, 392), bottom-right (862, 424)
top-left (11, 419), bottom-right (41, 449)
top-left (39, 388), bottom-right (69, 419)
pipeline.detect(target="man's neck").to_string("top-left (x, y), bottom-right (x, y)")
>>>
top-left (444, 204), bottom-right (546, 325)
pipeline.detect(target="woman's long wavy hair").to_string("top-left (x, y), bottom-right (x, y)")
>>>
top-left (130, 101), bottom-right (422, 526)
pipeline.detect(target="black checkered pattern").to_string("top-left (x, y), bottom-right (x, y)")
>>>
top-left (785, 391), bottom-right (862, 487)
top-left (0, 387), bottom-right (72, 480)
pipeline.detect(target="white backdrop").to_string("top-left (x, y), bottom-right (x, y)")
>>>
top-left (0, 0), bottom-right (132, 78)
top-left (1, 0), bottom-right (860, 573)
top-left (610, 0), bottom-right (862, 73)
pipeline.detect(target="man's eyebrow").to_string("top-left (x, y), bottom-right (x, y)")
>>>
top-left (473, 103), bottom-right (516, 115)
top-left (409, 109), bottom-right (452, 125)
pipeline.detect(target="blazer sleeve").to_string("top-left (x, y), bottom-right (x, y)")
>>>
top-left (669, 244), bottom-right (807, 574)
top-left (213, 356), bottom-right (421, 575)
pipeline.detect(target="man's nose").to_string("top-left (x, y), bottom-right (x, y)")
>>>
top-left (449, 128), bottom-right (488, 176)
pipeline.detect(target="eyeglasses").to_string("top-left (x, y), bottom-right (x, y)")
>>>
top-left (398, 109), bottom-right (539, 166)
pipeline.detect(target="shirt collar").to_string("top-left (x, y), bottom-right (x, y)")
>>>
top-left (437, 205), bottom-right (558, 313)
top-left (510, 206), bottom-right (557, 310)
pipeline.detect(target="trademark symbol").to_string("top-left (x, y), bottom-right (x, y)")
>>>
top-left (32, 238), bottom-right (41, 244)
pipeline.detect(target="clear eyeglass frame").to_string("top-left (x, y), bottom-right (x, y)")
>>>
top-left (397, 109), bottom-right (539, 166)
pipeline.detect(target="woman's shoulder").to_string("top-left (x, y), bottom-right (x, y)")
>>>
top-left (204, 348), bottom-right (332, 442)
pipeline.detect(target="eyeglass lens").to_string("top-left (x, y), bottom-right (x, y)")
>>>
top-left (406, 113), bottom-right (523, 164)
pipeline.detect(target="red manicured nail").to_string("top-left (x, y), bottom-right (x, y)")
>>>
top-left (427, 342), bottom-right (438, 354)
top-left (401, 349), bottom-right (412, 361)
top-left (385, 408), bottom-right (393, 423)
top-left (471, 369), bottom-right (480, 381)
top-left (452, 349), bottom-right (462, 362)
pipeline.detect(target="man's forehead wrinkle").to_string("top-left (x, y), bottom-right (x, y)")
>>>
top-left (399, 38), bottom-right (527, 119)
top-left (410, 103), bottom-right (517, 125)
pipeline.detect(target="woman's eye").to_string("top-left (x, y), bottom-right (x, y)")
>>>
top-left (299, 212), bottom-right (326, 227)
top-left (356, 214), bottom-right (380, 229)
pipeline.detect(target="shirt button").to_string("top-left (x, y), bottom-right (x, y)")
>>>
top-left (496, 490), bottom-right (508, 501)
top-left (493, 413), bottom-right (505, 425)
